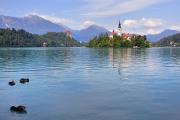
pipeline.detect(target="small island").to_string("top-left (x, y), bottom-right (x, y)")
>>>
top-left (88, 21), bottom-right (151, 48)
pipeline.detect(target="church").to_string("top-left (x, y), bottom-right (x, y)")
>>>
top-left (109, 20), bottom-right (132, 40)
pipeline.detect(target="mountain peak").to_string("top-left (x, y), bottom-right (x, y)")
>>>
top-left (147, 29), bottom-right (179, 42)
top-left (73, 24), bottom-right (109, 41)
top-left (86, 24), bottom-right (103, 29)
top-left (0, 14), bottom-right (67, 34)
top-left (24, 14), bottom-right (44, 20)
top-left (161, 29), bottom-right (179, 34)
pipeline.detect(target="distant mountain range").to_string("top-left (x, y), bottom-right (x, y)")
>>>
top-left (0, 15), bottom-right (66, 34)
top-left (1, 14), bottom-right (179, 42)
top-left (154, 33), bottom-right (180, 47)
top-left (0, 15), bottom-right (109, 42)
top-left (72, 25), bottom-right (109, 42)
top-left (147, 29), bottom-right (179, 42)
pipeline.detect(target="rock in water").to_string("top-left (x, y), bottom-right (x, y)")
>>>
top-left (8, 80), bottom-right (15, 86)
top-left (10, 106), bottom-right (27, 113)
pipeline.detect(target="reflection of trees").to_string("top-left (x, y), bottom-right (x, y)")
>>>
top-left (0, 48), bottom-right (28, 69)
top-left (31, 48), bottom-right (75, 71)
top-left (108, 48), bottom-right (180, 77)
top-left (87, 48), bottom-right (110, 69)
top-left (0, 48), bottom-right (74, 72)
top-left (0, 48), bottom-right (153, 73)
top-left (86, 48), bottom-right (148, 74)
top-left (108, 48), bottom-right (147, 75)
top-left (108, 48), bottom-right (132, 75)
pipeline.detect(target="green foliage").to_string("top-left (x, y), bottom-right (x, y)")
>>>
top-left (88, 34), bottom-right (111, 47)
top-left (113, 35), bottom-right (121, 47)
top-left (131, 35), bottom-right (150, 48)
top-left (0, 28), bottom-right (81, 47)
top-left (88, 34), bottom-right (151, 48)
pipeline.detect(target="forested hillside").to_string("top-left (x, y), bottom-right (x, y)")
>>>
top-left (0, 28), bottom-right (81, 47)
top-left (154, 33), bottom-right (180, 47)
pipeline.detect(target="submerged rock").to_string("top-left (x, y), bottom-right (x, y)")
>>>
top-left (8, 80), bottom-right (15, 86)
top-left (20, 78), bottom-right (29, 84)
top-left (10, 106), bottom-right (27, 113)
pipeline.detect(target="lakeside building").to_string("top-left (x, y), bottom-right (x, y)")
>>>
top-left (64, 30), bottom-right (72, 39)
top-left (43, 42), bottom-right (47, 47)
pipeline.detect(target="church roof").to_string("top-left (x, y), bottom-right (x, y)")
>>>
top-left (118, 20), bottom-right (121, 29)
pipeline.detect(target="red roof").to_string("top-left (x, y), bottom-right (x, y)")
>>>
top-left (112, 30), bottom-right (117, 35)
top-left (122, 33), bottom-right (129, 38)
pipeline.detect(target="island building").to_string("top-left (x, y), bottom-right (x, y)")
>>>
top-left (109, 20), bottom-right (136, 40)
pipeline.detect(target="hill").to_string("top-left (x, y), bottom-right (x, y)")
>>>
top-left (154, 33), bottom-right (180, 47)
top-left (0, 28), bottom-right (80, 47)
top-left (147, 29), bottom-right (179, 42)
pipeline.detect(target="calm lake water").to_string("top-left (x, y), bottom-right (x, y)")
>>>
top-left (0, 47), bottom-right (180, 120)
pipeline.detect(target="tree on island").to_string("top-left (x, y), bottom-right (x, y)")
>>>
top-left (88, 34), bottom-right (151, 48)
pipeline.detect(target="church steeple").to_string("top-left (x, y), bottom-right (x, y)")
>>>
top-left (118, 20), bottom-right (121, 29)
top-left (117, 20), bottom-right (122, 36)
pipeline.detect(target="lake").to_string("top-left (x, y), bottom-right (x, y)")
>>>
top-left (0, 47), bottom-right (180, 120)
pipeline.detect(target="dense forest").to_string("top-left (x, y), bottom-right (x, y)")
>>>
top-left (0, 28), bottom-right (81, 47)
top-left (88, 34), bottom-right (151, 48)
top-left (154, 33), bottom-right (180, 47)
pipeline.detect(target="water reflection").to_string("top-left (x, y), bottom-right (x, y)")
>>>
top-left (0, 47), bottom-right (180, 120)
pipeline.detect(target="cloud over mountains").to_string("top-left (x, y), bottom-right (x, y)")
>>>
top-left (84, 0), bottom-right (167, 17)
top-left (122, 18), bottom-right (165, 34)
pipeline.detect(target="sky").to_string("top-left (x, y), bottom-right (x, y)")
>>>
top-left (0, 0), bottom-right (180, 34)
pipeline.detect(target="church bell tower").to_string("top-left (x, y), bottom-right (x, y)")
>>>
top-left (117, 20), bottom-right (122, 36)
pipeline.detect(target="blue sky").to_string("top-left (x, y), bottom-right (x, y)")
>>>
top-left (0, 0), bottom-right (179, 34)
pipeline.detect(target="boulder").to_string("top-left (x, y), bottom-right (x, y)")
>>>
top-left (10, 106), bottom-right (27, 113)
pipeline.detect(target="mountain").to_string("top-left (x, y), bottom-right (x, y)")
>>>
top-left (154, 33), bottom-right (180, 47)
top-left (0, 15), bottom-right (109, 41)
top-left (73, 25), bottom-right (109, 42)
top-left (0, 15), bottom-right (67, 34)
top-left (147, 29), bottom-right (179, 43)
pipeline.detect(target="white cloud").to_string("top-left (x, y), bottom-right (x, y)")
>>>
top-left (66, 20), bottom-right (99, 30)
top-left (122, 18), bottom-right (165, 34)
top-left (170, 25), bottom-right (180, 31)
top-left (84, 0), bottom-right (167, 17)
top-left (26, 12), bottom-right (72, 25)
top-left (123, 20), bottom-right (137, 27)
top-left (82, 21), bottom-right (96, 27)
top-left (146, 28), bottom-right (160, 34)
top-left (123, 18), bottom-right (164, 28)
